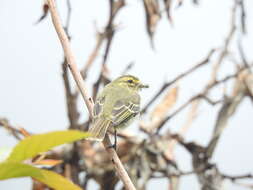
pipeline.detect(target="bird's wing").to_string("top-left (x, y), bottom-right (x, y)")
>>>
top-left (87, 92), bottom-right (140, 141)
top-left (87, 95), bottom-right (111, 141)
top-left (111, 93), bottom-right (140, 127)
top-left (93, 95), bottom-right (105, 118)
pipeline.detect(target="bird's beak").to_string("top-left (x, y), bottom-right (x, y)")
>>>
top-left (138, 83), bottom-right (149, 89)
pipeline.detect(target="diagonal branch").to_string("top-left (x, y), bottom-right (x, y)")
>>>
top-left (46, 0), bottom-right (93, 117)
top-left (141, 49), bottom-right (215, 113)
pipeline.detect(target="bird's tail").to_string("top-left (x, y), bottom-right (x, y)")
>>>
top-left (86, 119), bottom-right (111, 141)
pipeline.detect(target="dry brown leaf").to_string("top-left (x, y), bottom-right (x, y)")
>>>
top-left (206, 73), bottom-right (247, 157)
top-left (143, 0), bottom-right (161, 47)
top-left (141, 87), bottom-right (178, 134)
top-left (19, 127), bottom-right (31, 137)
top-left (165, 100), bottom-right (198, 160)
top-left (245, 73), bottom-right (253, 96)
top-left (164, 0), bottom-right (173, 23)
top-left (33, 159), bottom-right (63, 167)
top-left (151, 86), bottom-right (178, 121)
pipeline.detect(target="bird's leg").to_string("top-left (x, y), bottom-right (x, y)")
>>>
top-left (113, 128), bottom-right (117, 150)
top-left (107, 128), bottom-right (117, 150)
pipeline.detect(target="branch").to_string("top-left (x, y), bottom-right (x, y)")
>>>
top-left (103, 134), bottom-right (136, 190)
top-left (156, 65), bottom-right (251, 132)
top-left (0, 118), bottom-right (22, 140)
top-left (141, 49), bottom-right (215, 113)
top-left (80, 32), bottom-right (105, 79)
top-left (46, 0), bottom-right (93, 117)
top-left (46, 1), bottom-right (136, 189)
top-left (61, 1), bottom-right (79, 129)
top-left (223, 173), bottom-right (253, 182)
top-left (91, 0), bottom-right (125, 100)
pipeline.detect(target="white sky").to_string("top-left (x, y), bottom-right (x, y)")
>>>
top-left (0, 0), bottom-right (252, 189)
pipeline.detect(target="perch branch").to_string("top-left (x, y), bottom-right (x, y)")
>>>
top-left (46, 0), bottom-right (93, 117)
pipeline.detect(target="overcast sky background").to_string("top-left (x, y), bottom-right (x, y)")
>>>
top-left (0, 0), bottom-right (252, 189)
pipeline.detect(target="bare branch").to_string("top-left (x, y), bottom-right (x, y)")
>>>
top-left (142, 0), bottom-right (161, 48)
top-left (156, 65), bottom-right (251, 132)
top-left (0, 118), bottom-right (23, 140)
top-left (238, 0), bottom-right (246, 34)
top-left (80, 32), bottom-right (105, 79)
top-left (141, 49), bottom-right (215, 114)
top-left (223, 173), bottom-right (253, 182)
top-left (103, 134), bottom-right (137, 190)
top-left (34, 3), bottom-right (49, 24)
top-left (206, 70), bottom-right (248, 157)
top-left (46, 0), bottom-right (93, 117)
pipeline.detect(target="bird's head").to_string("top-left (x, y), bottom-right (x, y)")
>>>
top-left (114, 75), bottom-right (149, 91)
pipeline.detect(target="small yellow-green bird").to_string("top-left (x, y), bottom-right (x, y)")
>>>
top-left (87, 75), bottom-right (148, 141)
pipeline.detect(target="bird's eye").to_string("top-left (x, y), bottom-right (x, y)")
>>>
top-left (127, 79), bottom-right (133, 83)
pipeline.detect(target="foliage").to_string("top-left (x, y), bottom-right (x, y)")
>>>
top-left (0, 130), bottom-right (89, 190)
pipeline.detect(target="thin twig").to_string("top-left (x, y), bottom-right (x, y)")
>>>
top-left (141, 49), bottom-right (215, 113)
top-left (156, 66), bottom-right (251, 131)
top-left (223, 173), bottom-right (253, 182)
top-left (62, 62), bottom-right (80, 128)
top-left (80, 33), bottom-right (105, 79)
top-left (65, 0), bottom-right (72, 37)
top-left (121, 62), bottom-right (135, 75)
top-left (92, 0), bottom-right (125, 100)
top-left (238, 0), bottom-right (246, 34)
top-left (0, 118), bottom-right (22, 140)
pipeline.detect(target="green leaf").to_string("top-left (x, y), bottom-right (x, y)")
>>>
top-left (7, 130), bottom-right (90, 162)
top-left (0, 162), bottom-right (43, 180)
top-left (0, 162), bottom-right (82, 190)
top-left (38, 169), bottom-right (82, 190)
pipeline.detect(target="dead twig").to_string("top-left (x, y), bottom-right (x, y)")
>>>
top-left (223, 173), bottom-right (253, 182)
top-left (92, 0), bottom-right (125, 100)
top-left (141, 49), bottom-right (215, 114)
top-left (0, 118), bottom-right (23, 140)
top-left (156, 65), bottom-right (251, 132)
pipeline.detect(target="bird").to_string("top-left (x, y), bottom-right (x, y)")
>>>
top-left (86, 75), bottom-right (148, 142)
